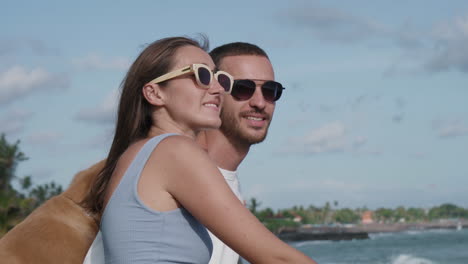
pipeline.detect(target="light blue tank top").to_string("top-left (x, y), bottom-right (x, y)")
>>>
top-left (100, 134), bottom-right (213, 264)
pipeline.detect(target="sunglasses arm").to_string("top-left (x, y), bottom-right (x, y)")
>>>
top-left (149, 65), bottom-right (192, 84)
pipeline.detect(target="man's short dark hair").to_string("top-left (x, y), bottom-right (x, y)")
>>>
top-left (209, 42), bottom-right (269, 67)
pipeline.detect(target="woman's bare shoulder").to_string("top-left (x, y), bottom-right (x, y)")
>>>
top-left (156, 134), bottom-right (208, 159)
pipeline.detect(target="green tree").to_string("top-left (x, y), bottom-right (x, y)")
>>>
top-left (280, 209), bottom-right (294, 219)
top-left (247, 197), bottom-right (261, 215)
top-left (256, 207), bottom-right (274, 222)
top-left (333, 200), bottom-right (339, 208)
top-left (304, 205), bottom-right (322, 224)
top-left (407, 207), bottom-right (426, 222)
top-left (0, 134), bottom-right (63, 235)
top-left (323, 201), bottom-right (331, 224)
top-left (428, 203), bottom-right (465, 220)
top-left (394, 206), bottom-right (407, 222)
top-left (0, 134), bottom-right (28, 192)
top-left (334, 208), bottom-right (360, 224)
top-left (29, 182), bottom-right (63, 208)
top-left (374, 208), bottom-right (394, 223)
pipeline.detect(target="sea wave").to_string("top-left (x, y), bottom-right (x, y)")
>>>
top-left (390, 254), bottom-right (436, 264)
top-left (370, 228), bottom-right (457, 239)
top-left (426, 228), bottom-right (457, 234)
top-left (290, 239), bottom-right (334, 248)
top-left (369, 232), bottom-right (399, 239)
top-left (403, 228), bottom-right (456, 236)
top-left (403, 230), bottom-right (426, 235)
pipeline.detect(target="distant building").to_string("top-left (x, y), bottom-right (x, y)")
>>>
top-left (293, 215), bottom-right (303, 223)
top-left (290, 212), bottom-right (303, 223)
top-left (361, 211), bottom-right (374, 224)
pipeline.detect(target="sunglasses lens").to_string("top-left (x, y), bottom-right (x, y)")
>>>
top-left (217, 73), bottom-right (231, 92)
top-left (262, 81), bottom-right (282, 102)
top-left (197, 66), bottom-right (211, 86)
top-left (232, 80), bottom-right (255, 100)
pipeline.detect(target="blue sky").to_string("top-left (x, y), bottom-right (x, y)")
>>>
top-left (1, 0), bottom-right (467, 210)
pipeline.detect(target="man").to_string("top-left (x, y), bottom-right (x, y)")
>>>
top-left (197, 42), bottom-right (283, 264)
top-left (85, 42), bottom-right (284, 264)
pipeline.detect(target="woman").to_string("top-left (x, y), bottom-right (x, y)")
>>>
top-left (83, 36), bottom-right (316, 264)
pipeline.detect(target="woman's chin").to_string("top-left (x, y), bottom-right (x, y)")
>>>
top-left (200, 119), bottom-right (222, 130)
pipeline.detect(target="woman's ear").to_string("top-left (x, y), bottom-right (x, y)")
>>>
top-left (142, 83), bottom-right (165, 106)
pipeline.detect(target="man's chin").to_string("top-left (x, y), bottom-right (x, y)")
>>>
top-left (220, 117), bottom-right (269, 145)
top-left (241, 129), bottom-right (268, 145)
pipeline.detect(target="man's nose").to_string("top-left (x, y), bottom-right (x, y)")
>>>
top-left (248, 87), bottom-right (266, 110)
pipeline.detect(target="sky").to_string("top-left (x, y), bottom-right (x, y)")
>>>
top-left (1, 0), bottom-right (467, 211)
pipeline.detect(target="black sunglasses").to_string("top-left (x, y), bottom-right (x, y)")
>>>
top-left (231, 79), bottom-right (285, 102)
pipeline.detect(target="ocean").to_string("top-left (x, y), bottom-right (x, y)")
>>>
top-left (291, 228), bottom-right (468, 264)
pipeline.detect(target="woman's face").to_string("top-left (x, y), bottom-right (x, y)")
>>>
top-left (159, 45), bottom-right (225, 135)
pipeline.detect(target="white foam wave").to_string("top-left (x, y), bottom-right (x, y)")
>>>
top-left (403, 230), bottom-right (425, 235)
top-left (290, 240), bottom-right (333, 248)
top-left (403, 228), bottom-right (456, 236)
top-left (390, 254), bottom-right (436, 264)
top-left (369, 232), bottom-right (398, 239)
top-left (426, 228), bottom-right (456, 234)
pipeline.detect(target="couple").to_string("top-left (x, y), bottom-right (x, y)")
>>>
top-left (83, 37), bottom-right (316, 263)
top-left (1, 36), bottom-right (317, 264)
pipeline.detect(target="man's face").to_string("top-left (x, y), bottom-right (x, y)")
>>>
top-left (217, 55), bottom-right (276, 145)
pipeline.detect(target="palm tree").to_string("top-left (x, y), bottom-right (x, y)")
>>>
top-left (323, 201), bottom-right (331, 224)
top-left (0, 134), bottom-right (63, 235)
top-left (0, 134), bottom-right (28, 192)
top-left (248, 197), bottom-right (262, 215)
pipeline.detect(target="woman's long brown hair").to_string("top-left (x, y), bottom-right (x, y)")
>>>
top-left (82, 36), bottom-right (208, 218)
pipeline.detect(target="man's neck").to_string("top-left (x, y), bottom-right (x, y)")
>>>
top-left (197, 130), bottom-right (250, 171)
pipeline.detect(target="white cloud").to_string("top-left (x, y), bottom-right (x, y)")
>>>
top-left (75, 89), bottom-right (119, 124)
top-left (0, 66), bottom-right (69, 105)
top-left (283, 121), bottom-right (373, 155)
top-left (425, 15), bottom-right (468, 73)
top-left (285, 121), bottom-right (347, 154)
top-left (0, 108), bottom-right (34, 135)
top-left (303, 121), bottom-right (346, 153)
top-left (434, 119), bottom-right (468, 138)
top-left (283, 3), bottom-right (387, 43)
top-left (0, 38), bottom-right (59, 57)
top-left (282, 4), bottom-right (468, 75)
top-left (72, 54), bottom-right (130, 71)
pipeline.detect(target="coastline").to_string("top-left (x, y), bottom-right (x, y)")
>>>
top-left (277, 219), bottom-right (468, 242)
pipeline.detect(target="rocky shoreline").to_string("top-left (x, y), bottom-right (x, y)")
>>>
top-left (278, 227), bottom-right (369, 241)
top-left (277, 219), bottom-right (468, 242)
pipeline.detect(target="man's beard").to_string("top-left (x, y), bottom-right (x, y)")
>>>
top-left (220, 109), bottom-right (270, 146)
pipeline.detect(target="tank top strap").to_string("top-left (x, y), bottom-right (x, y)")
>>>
top-left (128, 133), bottom-right (178, 188)
top-left (106, 133), bottom-right (178, 205)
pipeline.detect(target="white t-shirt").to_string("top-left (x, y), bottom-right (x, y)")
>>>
top-left (208, 168), bottom-right (243, 264)
top-left (83, 168), bottom-right (243, 264)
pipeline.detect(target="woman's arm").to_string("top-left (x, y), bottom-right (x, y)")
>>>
top-left (156, 136), bottom-right (317, 264)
